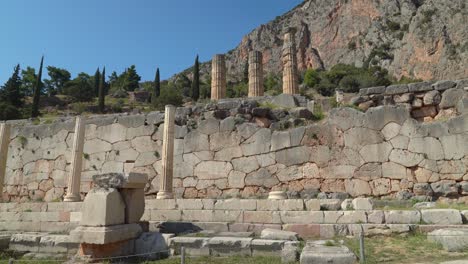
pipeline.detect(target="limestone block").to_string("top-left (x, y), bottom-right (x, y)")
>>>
top-left (251, 239), bottom-right (286, 256)
top-left (365, 106), bottom-right (410, 130)
top-left (272, 94), bottom-right (298, 108)
top-left (305, 199), bottom-right (320, 211)
top-left (447, 115), bottom-right (468, 134)
top-left (208, 237), bottom-right (253, 256)
top-left (390, 135), bottom-right (409, 149)
top-left (352, 198), bottom-right (373, 210)
top-left (214, 146), bottom-right (243, 161)
top-left (367, 211), bottom-right (385, 224)
top-left (120, 188), bottom-right (145, 224)
top-left (385, 84), bottom-right (408, 95)
top-left (423, 90), bottom-right (441, 105)
top-left (39, 235), bottom-right (76, 254)
top-left (428, 229), bottom-right (468, 252)
top-left (389, 149), bottom-right (424, 167)
top-left (243, 211), bottom-right (281, 224)
top-left (210, 132), bottom-right (241, 152)
top-left (169, 236), bottom-right (210, 256)
top-left (280, 200), bottom-right (305, 211)
top-left (440, 88), bottom-right (464, 109)
top-left (70, 223), bottom-right (142, 244)
top-left (260, 228), bottom-right (298, 241)
top-left (359, 142), bottom-right (392, 163)
top-left (440, 134), bottom-right (466, 160)
top-left (150, 209), bottom-right (182, 221)
top-left (344, 127), bottom-right (384, 149)
top-left (280, 211), bottom-right (324, 224)
top-left (214, 199), bottom-right (256, 210)
top-left (84, 139), bottom-right (112, 154)
top-left (382, 162), bottom-right (407, 179)
top-left (320, 199), bottom-right (342, 211)
top-left (300, 240), bottom-right (356, 264)
top-left (232, 156), bottom-right (259, 174)
top-left (183, 131), bottom-right (209, 153)
top-left (194, 161), bottom-right (232, 180)
top-left (241, 128), bottom-right (271, 156)
top-left (198, 118), bottom-right (220, 135)
top-left (384, 210), bottom-right (420, 224)
top-left (220, 117), bottom-right (236, 132)
top-left (96, 123), bottom-right (127, 143)
top-left (323, 211), bottom-right (367, 224)
top-left (381, 122), bottom-right (401, 140)
top-left (421, 209), bottom-right (462, 225)
top-left (80, 188), bottom-right (125, 227)
top-left (354, 163), bottom-right (381, 180)
top-left (176, 199), bottom-right (204, 210)
top-left (271, 131), bottom-right (291, 151)
top-left (431, 181), bottom-right (459, 196)
top-left (408, 81), bottom-right (433, 92)
top-left (245, 168), bottom-right (278, 188)
top-left (408, 137), bottom-right (444, 160)
top-left (433, 80), bottom-right (457, 91)
top-left (146, 199), bottom-right (177, 210)
top-left (9, 233), bottom-right (41, 252)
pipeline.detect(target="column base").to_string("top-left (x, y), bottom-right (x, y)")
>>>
top-left (64, 193), bottom-right (81, 202)
top-left (156, 191), bottom-right (173, 199)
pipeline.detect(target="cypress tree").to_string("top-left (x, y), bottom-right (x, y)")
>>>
top-left (152, 68), bottom-right (160, 106)
top-left (98, 67), bottom-right (106, 113)
top-left (191, 55), bottom-right (200, 101)
top-left (31, 56), bottom-right (44, 118)
top-left (1, 64), bottom-right (23, 108)
top-left (94, 67), bottom-right (101, 97)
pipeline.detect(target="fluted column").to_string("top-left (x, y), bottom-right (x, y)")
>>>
top-left (0, 123), bottom-right (11, 202)
top-left (211, 54), bottom-right (227, 100)
top-left (282, 32), bottom-right (299, 94)
top-left (64, 116), bottom-right (85, 202)
top-left (248, 51), bottom-right (264, 97)
top-left (157, 105), bottom-right (176, 199)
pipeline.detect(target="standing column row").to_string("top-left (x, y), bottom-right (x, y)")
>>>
top-left (282, 32), bottom-right (299, 95)
top-left (0, 123), bottom-right (11, 202)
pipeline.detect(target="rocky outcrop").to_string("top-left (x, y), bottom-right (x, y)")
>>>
top-left (172, 0), bottom-right (468, 82)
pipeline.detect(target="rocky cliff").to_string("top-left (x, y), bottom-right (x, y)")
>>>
top-left (174, 0), bottom-right (468, 82)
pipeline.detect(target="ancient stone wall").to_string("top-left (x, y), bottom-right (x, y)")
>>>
top-left (351, 79), bottom-right (468, 121)
top-left (1, 92), bottom-right (467, 202)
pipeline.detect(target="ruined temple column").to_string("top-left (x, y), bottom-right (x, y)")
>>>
top-left (248, 51), bottom-right (264, 97)
top-left (64, 116), bottom-right (86, 202)
top-left (157, 105), bottom-right (176, 199)
top-left (0, 123), bottom-right (11, 202)
top-left (211, 54), bottom-right (227, 100)
top-left (282, 32), bottom-right (299, 94)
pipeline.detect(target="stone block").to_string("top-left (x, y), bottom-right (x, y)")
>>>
top-left (120, 188), bottom-right (145, 224)
top-left (385, 84), bottom-right (408, 95)
top-left (256, 200), bottom-right (279, 211)
top-left (9, 233), bottom-right (41, 252)
top-left (228, 223), bottom-right (281, 235)
top-left (260, 228), bottom-right (299, 241)
top-left (146, 199), bottom-right (177, 210)
top-left (272, 94), bottom-right (298, 108)
top-left (433, 80), bottom-right (457, 91)
top-left (428, 229), bottom-right (468, 252)
top-left (244, 211), bottom-right (282, 224)
top-left (408, 81), bottom-right (433, 92)
top-left (208, 237), bottom-right (253, 256)
top-left (280, 199), bottom-right (304, 211)
top-left (320, 199), bottom-right (342, 211)
top-left (93, 172), bottom-right (148, 189)
top-left (280, 211), bottom-right (323, 224)
top-left (39, 235), bottom-right (77, 254)
top-left (283, 224), bottom-right (321, 238)
top-left (78, 239), bottom-right (135, 259)
top-left (440, 88), bottom-right (464, 109)
top-left (70, 223), bottom-right (142, 244)
top-left (384, 210), bottom-right (420, 224)
top-left (214, 199), bottom-right (257, 210)
top-left (352, 198), bottom-right (373, 210)
top-left (367, 211), bottom-right (385, 224)
top-left (305, 199), bottom-right (320, 211)
top-left (300, 240), bottom-right (356, 264)
top-left (80, 188), bottom-right (125, 227)
top-left (282, 241), bottom-right (300, 263)
top-left (421, 209), bottom-right (463, 225)
top-left (176, 199), bottom-right (204, 210)
top-left (324, 211), bottom-right (367, 224)
top-left (251, 239), bottom-right (286, 256)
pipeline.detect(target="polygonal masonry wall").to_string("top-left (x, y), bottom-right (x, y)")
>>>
top-left (1, 96), bottom-right (467, 202)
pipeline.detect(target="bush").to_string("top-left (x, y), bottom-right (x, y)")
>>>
top-left (264, 73), bottom-right (282, 95)
top-left (70, 102), bottom-right (88, 114)
top-left (227, 82), bottom-right (248, 98)
top-left (152, 85), bottom-right (183, 110)
top-left (303, 69), bottom-right (321, 88)
top-left (0, 102), bottom-right (21, 120)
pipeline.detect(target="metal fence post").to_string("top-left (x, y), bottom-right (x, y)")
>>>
top-left (181, 246), bottom-right (186, 264)
top-left (359, 224), bottom-right (366, 263)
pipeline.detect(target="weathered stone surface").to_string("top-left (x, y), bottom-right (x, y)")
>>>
top-left (169, 236), bottom-right (210, 256)
top-left (208, 237), bottom-right (253, 256)
top-left (440, 88), bottom-right (464, 109)
top-left (433, 80), bottom-right (457, 91)
top-left (352, 198), bottom-right (373, 210)
top-left (381, 162), bottom-right (407, 179)
top-left (260, 228), bottom-right (299, 241)
top-left (359, 142), bottom-right (392, 163)
top-left (134, 232), bottom-right (170, 259)
top-left (194, 161), bottom-right (232, 180)
top-left (300, 240), bottom-right (356, 264)
top-left (272, 94), bottom-right (298, 108)
top-left (366, 106), bottom-right (410, 130)
top-left (428, 229), bottom-right (468, 252)
top-left (282, 241), bottom-right (299, 263)
top-left (80, 188), bottom-right (125, 227)
top-left (421, 209), bottom-right (463, 225)
top-left (276, 146), bottom-right (311, 166)
top-left (251, 239), bottom-right (286, 256)
top-left (431, 181), bottom-right (459, 196)
top-left (344, 127), bottom-right (383, 149)
top-left (9, 233), bottom-right (41, 252)
top-left (385, 84), bottom-right (408, 95)
top-left (384, 210), bottom-right (420, 224)
top-left (271, 131), bottom-right (291, 151)
top-left (423, 90), bottom-right (441, 105)
top-left (70, 224), bottom-right (142, 244)
top-left (389, 149), bottom-right (424, 167)
top-left (408, 82), bottom-right (433, 92)
top-left (245, 168), bottom-right (278, 188)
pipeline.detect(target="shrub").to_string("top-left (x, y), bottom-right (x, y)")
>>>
top-left (303, 69), bottom-right (321, 88)
top-left (152, 85), bottom-right (183, 110)
top-left (387, 20), bottom-right (401, 31)
top-left (70, 102), bottom-right (88, 114)
top-left (0, 102), bottom-right (21, 120)
top-left (227, 82), bottom-right (248, 98)
top-left (264, 73), bottom-right (282, 95)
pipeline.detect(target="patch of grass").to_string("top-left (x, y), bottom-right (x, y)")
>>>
top-left (259, 101), bottom-right (281, 110)
top-left (83, 153), bottom-right (90, 160)
top-left (343, 233), bottom-right (468, 264)
top-left (324, 240), bottom-right (336, 246)
top-left (312, 105), bottom-right (325, 120)
top-left (145, 256), bottom-right (288, 264)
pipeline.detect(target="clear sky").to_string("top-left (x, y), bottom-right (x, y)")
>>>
top-left (0, 0), bottom-right (303, 84)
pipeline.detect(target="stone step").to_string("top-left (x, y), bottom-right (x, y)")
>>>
top-left (9, 233), bottom-right (78, 255)
top-left (300, 240), bottom-right (356, 264)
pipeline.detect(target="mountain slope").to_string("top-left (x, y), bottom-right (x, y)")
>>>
top-left (173, 0), bottom-right (468, 83)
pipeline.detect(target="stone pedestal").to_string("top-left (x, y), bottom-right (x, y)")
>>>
top-left (71, 173), bottom-right (148, 260)
top-left (248, 51), bottom-right (264, 97)
top-left (211, 54), bottom-right (227, 100)
top-left (64, 116), bottom-right (85, 202)
top-left (282, 32), bottom-right (299, 95)
top-left (157, 105), bottom-right (175, 200)
top-left (0, 123), bottom-right (11, 202)
top-left (268, 191), bottom-right (287, 200)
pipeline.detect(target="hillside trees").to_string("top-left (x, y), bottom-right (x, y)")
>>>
top-left (31, 56), bottom-right (44, 118)
top-left (63, 73), bottom-right (94, 102)
top-left (0, 64), bottom-right (24, 120)
top-left (44, 66), bottom-right (71, 96)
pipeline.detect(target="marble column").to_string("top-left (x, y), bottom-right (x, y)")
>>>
top-left (64, 116), bottom-right (86, 202)
top-left (282, 32), bottom-right (299, 94)
top-left (157, 105), bottom-right (176, 199)
top-left (0, 123), bottom-right (11, 202)
top-left (211, 54), bottom-right (227, 100)
top-left (248, 51), bottom-right (264, 97)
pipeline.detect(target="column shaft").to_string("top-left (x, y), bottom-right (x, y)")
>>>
top-left (211, 54), bottom-right (227, 100)
top-left (282, 32), bottom-right (299, 94)
top-left (248, 51), bottom-right (264, 97)
top-left (0, 123), bottom-right (11, 202)
top-left (64, 116), bottom-right (86, 202)
top-left (157, 105), bottom-right (176, 199)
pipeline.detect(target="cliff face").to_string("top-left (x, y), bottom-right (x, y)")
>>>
top-left (174, 0), bottom-right (468, 82)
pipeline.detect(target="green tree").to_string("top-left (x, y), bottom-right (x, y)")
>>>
top-left (1, 64), bottom-right (23, 108)
top-left (124, 65), bottom-right (141, 91)
top-left (264, 73), bottom-right (282, 95)
top-left (21, 67), bottom-right (37, 96)
top-left (44, 66), bottom-right (71, 96)
top-left (152, 68), bottom-right (160, 106)
top-left (93, 68), bottom-right (101, 97)
top-left (0, 102), bottom-right (21, 120)
top-left (303, 69), bottom-right (321, 88)
top-left (98, 67), bottom-right (106, 113)
top-left (31, 56), bottom-right (44, 118)
top-left (63, 73), bottom-right (94, 102)
top-left (192, 55), bottom-right (200, 101)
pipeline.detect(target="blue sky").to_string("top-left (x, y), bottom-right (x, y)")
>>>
top-left (0, 0), bottom-right (303, 84)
